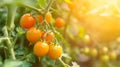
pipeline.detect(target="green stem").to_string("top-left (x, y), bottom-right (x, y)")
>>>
top-left (21, 3), bottom-right (42, 14)
top-left (4, 48), bottom-right (8, 59)
top-left (0, 37), bottom-right (9, 41)
top-left (10, 47), bottom-right (16, 60)
top-left (6, 5), bottom-right (17, 30)
top-left (20, 36), bottom-right (24, 49)
top-left (3, 26), bottom-right (16, 60)
top-left (58, 58), bottom-right (69, 67)
top-left (44, 0), bottom-right (55, 14)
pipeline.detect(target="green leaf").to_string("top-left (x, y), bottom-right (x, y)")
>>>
top-left (3, 59), bottom-right (32, 67)
top-left (37, 0), bottom-right (47, 8)
top-left (26, 52), bottom-right (36, 63)
top-left (16, 27), bottom-right (25, 35)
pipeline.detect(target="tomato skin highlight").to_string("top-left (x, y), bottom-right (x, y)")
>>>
top-left (34, 41), bottom-right (49, 57)
top-left (20, 13), bottom-right (36, 29)
top-left (26, 27), bottom-right (41, 42)
top-left (48, 45), bottom-right (62, 60)
top-left (55, 17), bottom-right (65, 28)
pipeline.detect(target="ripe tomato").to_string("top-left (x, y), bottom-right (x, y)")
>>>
top-left (45, 12), bottom-right (52, 22)
top-left (41, 31), bottom-right (54, 44)
top-left (41, 31), bottom-right (46, 38)
top-left (37, 15), bottom-right (43, 23)
top-left (100, 55), bottom-right (109, 63)
top-left (55, 17), bottom-right (65, 28)
top-left (20, 13), bottom-right (36, 29)
top-left (26, 27), bottom-right (41, 42)
top-left (109, 51), bottom-right (117, 61)
top-left (34, 41), bottom-right (49, 57)
top-left (46, 32), bottom-right (54, 44)
top-left (48, 45), bottom-right (62, 60)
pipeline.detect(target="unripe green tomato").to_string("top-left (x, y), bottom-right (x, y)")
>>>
top-left (82, 47), bottom-right (90, 55)
top-left (83, 34), bottom-right (90, 43)
top-left (100, 54), bottom-right (109, 63)
top-left (109, 51), bottom-right (117, 61)
top-left (90, 48), bottom-right (98, 57)
top-left (101, 47), bottom-right (109, 54)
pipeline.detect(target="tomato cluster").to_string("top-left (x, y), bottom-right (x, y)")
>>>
top-left (20, 13), bottom-right (65, 60)
top-left (81, 46), bottom-right (118, 63)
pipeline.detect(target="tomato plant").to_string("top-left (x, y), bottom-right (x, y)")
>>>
top-left (1, 0), bottom-right (120, 67)
top-left (0, 0), bottom-right (79, 67)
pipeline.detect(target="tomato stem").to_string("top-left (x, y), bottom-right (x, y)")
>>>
top-left (3, 26), bottom-right (16, 60)
top-left (58, 58), bottom-right (69, 67)
top-left (12, 34), bottom-right (19, 47)
top-left (21, 3), bottom-right (42, 14)
top-left (44, 0), bottom-right (55, 14)
top-left (6, 5), bottom-right (17, 30)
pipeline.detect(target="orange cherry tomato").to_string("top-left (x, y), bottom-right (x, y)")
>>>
top-left (26, 27), bottom-right (41, 42)
top-left (55, 17), bottom-right (65, 28)
top-left (20, 13), bottom-right (36, 29)
top-left (45, 12), bottom-right (52, 22)
top-left (48, 45), bottom-right (62, 60)
top-left (34, 41), bottom-right (49, 57)
top-left (41, 31), bottom-right (54, 44)
top-left (46, 32), bottom-right (54, 44)
top-left (41, 31), bottom-right (46, 38)
top-left (37, 15), bottom-right (43, 23)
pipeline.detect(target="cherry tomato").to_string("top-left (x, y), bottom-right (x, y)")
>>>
top-left (90, 48), bottom-right (98, 57)
top-left (48, 45), bottom-right (62, 60)
top-left (46, 32), bottom-right (54, 44)
top-left (45, 12), bottom-right (52, 22)
top-left (41, 31), bottom-right (54, 44)
top-left (26, 27), bottom-right (41, 42)
top-left (55, 17), bottom-right (65, 28)
top-left (82, 47), bottom-right (90, 55)
top-left (101, 47), bottom-right (109, 54)
top-left (20, 13), bottom-right (36, 29)
top-left (37, 15), bottom-right (43, 23)
top-left (109, 51), bottom-right (117, 61)
top-left (34, 41), bottom-right (49, 57)
top-left (100, 55), bottom-right (109, 63)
